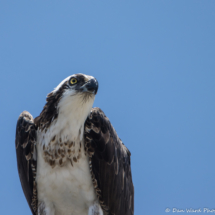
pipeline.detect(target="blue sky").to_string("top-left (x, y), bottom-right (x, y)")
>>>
top-left (0, 1), bottom-right (215, 214)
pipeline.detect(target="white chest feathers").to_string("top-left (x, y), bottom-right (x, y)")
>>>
top-left (36, 133), bottom-right (99, 215)
top-left (35, 89), bottom-right (103, 215)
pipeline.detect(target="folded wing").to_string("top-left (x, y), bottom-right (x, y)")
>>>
top-left (15, 111), bottom-right (37, 215)
top-left (84, 108), bottom-right (134, 215)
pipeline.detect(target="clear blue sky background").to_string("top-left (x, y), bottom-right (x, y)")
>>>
top-left (0, 1), bottom-right (215, 214)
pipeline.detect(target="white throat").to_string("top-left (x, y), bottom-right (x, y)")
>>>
top-left (39, 91), bottom-right (95, 146)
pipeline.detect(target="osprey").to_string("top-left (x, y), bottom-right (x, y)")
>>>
top-left (15, 74), bottom-right (134, 215)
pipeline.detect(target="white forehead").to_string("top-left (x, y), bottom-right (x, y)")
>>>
top-left (52, 74), bottom-right (94, 93)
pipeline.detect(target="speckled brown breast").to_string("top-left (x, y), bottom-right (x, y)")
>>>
top-left (42, 135), bottom-right (85, 168)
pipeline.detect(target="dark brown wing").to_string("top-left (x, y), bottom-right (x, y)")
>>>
top-left (84, 108), bottom-right (134, 215)
top-left (15, 111), bottom-right (37, 215)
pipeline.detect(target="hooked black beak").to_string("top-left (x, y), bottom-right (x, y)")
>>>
top-left (81, 78), bottom-right (98, 95)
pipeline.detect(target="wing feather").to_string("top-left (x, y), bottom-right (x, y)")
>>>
top-left (84, 107), bottom-right (134, 215)
top-left (15, 111), bottom-right (37, 215)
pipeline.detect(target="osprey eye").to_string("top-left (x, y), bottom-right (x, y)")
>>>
top-left (70, 78), bottom-right (77, 85)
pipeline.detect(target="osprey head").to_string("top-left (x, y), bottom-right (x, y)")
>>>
top-left (53, 73), bottom-right (99, 111)
top-left (54, 73), bottom-right (98, 96)
top-left (36, 74), bottom-right (98, 131)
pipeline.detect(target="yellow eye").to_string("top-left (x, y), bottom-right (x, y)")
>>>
top-left (70, 78), bottom-right (77, 85)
